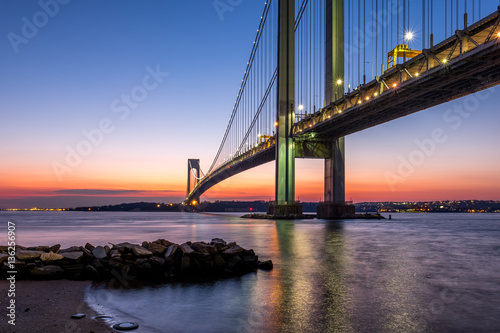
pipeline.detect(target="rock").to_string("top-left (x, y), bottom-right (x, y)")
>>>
top-left (40, 251), bottom-right (64, 262)
top-left (30, 265), bottom-right (64, 279)
top-left (49, 244), bottom-right (61, 253)
top-left (0, 253), bottom-right (8, 264)
top-left (132, 245), bottom-right (153, 258)
top-left (164, 244), bottom-right (179, 263)
top-left (148, 242), bottom-right (167, 256)
top-left (155, 239), bottom-right (174, 247)
top-left (148, 256), bottom-right (165, 266)
top-left (81, 246), bottom-right (93, 258)
top-left (61, 251), bottom-right (84, 261)
top-left (223, 245), bottom-right (244, 255)
top-left (84, 243), bottom-right (95, 251)
top-left (191, 242), bottom-right (217, 254)
top-left (16, 250), bottom-right (44, 261)
top-left (211, 238), bottom-right (227, 246)
top-left (104, 245), bottom-right (111, 255)
top-left (0, 245), bottom-right (10, 252)
top-left (258, 260), bottom-right (273, 270)
top-left (213, 254), bottom-right (226, 267)
top-left (114, 242), bottom-right (134, 253)
top-left (59, 246), bottom-right (82, 253)
top-left (92, 246), bottom-right (107, 259)
top-left (180, 254), bottom-right (191, 270)
top-left (84, 265), bottom-right (99, 279)
top-left (180, 243), bottom-right (194, 254)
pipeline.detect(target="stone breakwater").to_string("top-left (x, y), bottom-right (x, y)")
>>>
top-left (0, 238), bottom-right (273, 281)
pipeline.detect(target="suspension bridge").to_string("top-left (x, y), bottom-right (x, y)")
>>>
top-left (185, 0), bottom-right (500, 218)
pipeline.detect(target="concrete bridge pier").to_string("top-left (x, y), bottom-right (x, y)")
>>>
top-left (317, 0), bottom-right (355, 219)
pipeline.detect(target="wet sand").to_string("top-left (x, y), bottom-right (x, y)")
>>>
top-left (0, 280), bottom-right (114, 332)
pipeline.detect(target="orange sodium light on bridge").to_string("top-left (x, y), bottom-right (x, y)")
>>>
top-left (374, 92), bottom-right (378, 96)
top-left (392, 83), bottom-right (397, 87)
top-left (497, 32), bottom-right (500, 37)
top-left (274, 121), bottom-right (278, 126)
top-left (365, 96), bottom-right (370, 101)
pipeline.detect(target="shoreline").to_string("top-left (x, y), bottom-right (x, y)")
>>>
top-left (0, 280), bottom-right (114, 332)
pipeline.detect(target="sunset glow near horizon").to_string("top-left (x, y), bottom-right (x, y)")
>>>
top-left (1, 1), bottom-right (500, 209)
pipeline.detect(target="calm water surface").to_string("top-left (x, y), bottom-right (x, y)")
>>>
top-left (2, 211), bottom-right (500, 332)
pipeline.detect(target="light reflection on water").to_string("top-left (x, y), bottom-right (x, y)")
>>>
top-left (2, 211), bottom-right (500, 332)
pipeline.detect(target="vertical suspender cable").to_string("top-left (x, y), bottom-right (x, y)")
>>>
top-left (376, 0), bottom-right (378, 77)
top-left (422, 0), bottom-right (425, 49)
top-left (358, 0), bottom-right (361, 87)
top-left (363, 0), bottom-right (366, 84)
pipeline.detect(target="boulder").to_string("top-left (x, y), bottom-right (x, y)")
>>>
top-left (61, 251), bottom-right (84, 261)
top-left (180, 243), bottom-right (194, 255)
top-left (155, 239), bottom-right (174, 247)
top-left (40, 251), bottom-right (64, 262)
top-left (164, 244), bottom-right (179, 262)
top-left (132, 245), bottom-right (152, 258)
top-left (49, 244), bottom-right (61, 253)
top-left (211, 238), bottom-right (227, 246)
top-left (213, 254), bottom-right (226, 267)
top-left (180, 254), bottom-right (191, 270)
top-left (148, 242), bottom-right (167, 256)
top-left (16, 250), bottom-right (44, 261)
top-left (223, 245), bottom-right (244, 255)
top-left (258, 260), bottom-right (273, 270)
top-left (30, 265), bottom-right (64, 279)
top-left (84, 243), bottom-right (95, 251)
top-left (92, 246), bottom-right (107, 259)
top-left (191, 242), bottom-right (217, 254)
top-left (148, 256), bottom-right (165, 267)
top-left (59, 246), bottom-right (82, 253)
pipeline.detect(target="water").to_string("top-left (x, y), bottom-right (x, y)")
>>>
top-left (2, 211), bottom-right (500, 332)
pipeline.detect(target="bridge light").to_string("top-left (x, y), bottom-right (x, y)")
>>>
top-left (392, 83), bottom-right (397, 88)
top-left (298, 104), bottom-right (304, 111)
top-left (415, 72), bottom-right (419, 77)
top-left (191, 200), bottom-right (197, 206)
top-left (365, 96), bottom-right (370, 101)
top-left (336, 79), bottom-right (343, 85)
top-left (442, 58), bottom-right (447, 64)
top-left (404, 31), bottom-right (414, 42)
top-left (497, 32), bottom-right (500, 37)
top-left (374, 92), bottom-right (378, 96)
top-left (358, 100), bottom-right (362, 104)
top-left (274, 121), bottom-right (278, 126)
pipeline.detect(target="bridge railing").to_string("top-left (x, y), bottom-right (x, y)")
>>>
top-left (292, 7), bottom-right (500, 135)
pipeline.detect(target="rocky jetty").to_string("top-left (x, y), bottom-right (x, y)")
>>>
top-left (0, 239), bottom-right (271, 282)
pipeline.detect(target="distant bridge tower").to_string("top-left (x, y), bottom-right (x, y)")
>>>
top-left (317, 0), bottom-right (355, 218)
top-left (187, 159), bottom-right (200, 205)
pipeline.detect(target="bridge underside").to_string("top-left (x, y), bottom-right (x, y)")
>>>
top-left (298, 39), bottom-right (500, 140)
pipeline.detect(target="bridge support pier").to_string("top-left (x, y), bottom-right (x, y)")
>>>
top-left (268, 0), bottom-right (302, 217)
top-left (318, 0), bottom-right (354, 219)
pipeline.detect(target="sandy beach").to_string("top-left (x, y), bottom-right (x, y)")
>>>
top-left (0, 280), bottom-right (114, 333)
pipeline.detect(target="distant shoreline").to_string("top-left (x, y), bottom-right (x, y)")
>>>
top-left (2, 199), bottom-right (500, 213)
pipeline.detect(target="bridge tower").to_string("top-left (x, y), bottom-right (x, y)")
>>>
top-left (317, 0), bottom-right (355, 218)
top-left (267, 0), bottom-right (303, 217)
top-left (187, 159), bottom-right (200, 205)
